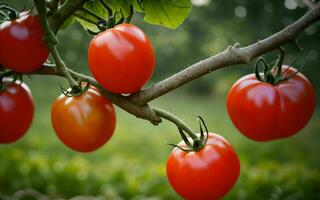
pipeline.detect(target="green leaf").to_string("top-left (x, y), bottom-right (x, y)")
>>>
top-left (132, 0), bottom-right (144, 13)
top-left (104, 0), bottom-right (133, 17)
top-left (74, 0), bottom-right (109, 32)
top-left (66, 0), bottom-right (191, 31)
top-left (142, 0), bottom-right (192, 29)
top-left (59, 16), bottom-right (76, 30)
top-left (74, 0), bottom-right (133, 32)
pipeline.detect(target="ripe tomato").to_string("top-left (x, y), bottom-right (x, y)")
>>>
top-left (51, 86), bottom-right (116, 152)
top-left (88, 23), bottom-right (155, 94)
top-left (0, 12), bottom-right (49, 73)
top-left (227, 66), bottom-right (316, 141)
top-left (166, 133), bottom-right (240, 200)
top-left (0, 80), bottom-right (34, 143)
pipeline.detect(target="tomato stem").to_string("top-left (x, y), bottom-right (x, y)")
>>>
top-left (275, 48), bottom-right (285, 78)
top-left (59, 79), bottom-right (91, 97)
top-left (255, 57), bottom-right (271, 83)
top-left (176, 128), bottom-right (191, 148)
top-left (254, 49), bottom-right (286, 85)
top-left (124, 5), bottom-right (134, 23)
top-left (80, 7), bottom-right (106, 22)
top-left (153, 107), bottom-right (198, 140)
top-left (254, 48), bottom-right (302, 86)
top-left (34, 0), bottom-right (78, 89)
top-left (0, 70), bottom-right (14, 81)
top-left (98, 0), bottom-right (113, 17)
top-left (0, 72), bottom-right (21, 92)
top-left (47, 0), bottom-right (60, 12)
top-left (153, 108), bottom-right (209, 152)
top-left (73, 13), bottom-right (105, 35)
top-left (273, 66), bottom-right (302, 85)
top-left (137, 0), bottom-right (144, 11)
top-left (197, 115), bottom-right (209, 146)
top-left (0, 5), bottom-right (18, 20)
top-left (74, 13), bottom-right (97, 25)
top-left (113, 10), bottom-right (124, 26)
top-left (0, 10), bottom-right (9, 21)
top-left (167, 143), bottom-right (193, 152)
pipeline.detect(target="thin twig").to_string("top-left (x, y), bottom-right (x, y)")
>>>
top-left (35, 0), bottom-right (78, 88)
top-left (302, 0), bottom-right (317, 9)
top-left (153, 107), bottom-right (196, 139)
top-left (46, 0), bottom-right (60, 12)
top-left (74, 13), bottom-right (97, 25)
top-left (124, 4), bottom-right (134, 23)
top-left (49, 0), bottom-right (88, 33)
top-left (31, 64), bottom-right (162, 124)
top-left (80, 7), bottom-right (106, 21)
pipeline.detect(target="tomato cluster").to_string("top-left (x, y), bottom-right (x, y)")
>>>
top-left (0, 13), bottom-right (154, 151)
top-left (165, 59), bottom-right (315, 199)
top-left (0, 5), bottom-right (317, 200)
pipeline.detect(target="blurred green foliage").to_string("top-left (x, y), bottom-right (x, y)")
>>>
top-left (1, 0), bottom-right (320, 199)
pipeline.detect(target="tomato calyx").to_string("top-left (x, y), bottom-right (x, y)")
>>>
top-left (59, 80), bottom-right (90, 97)
top-left (85, 12), bottom-right (123, 36)
top-left (169, 116), bottom-right (209, 152)
top-left (254, 48), bottom-right (301, 85)
top-left (76, 1), bottom-right (134, 36)
top-left (137, 0), bottom-right (144, 11)
top-left (0, 70), bottom-right (23, 92)
top-left (0, 4), bottom-right (19, 22)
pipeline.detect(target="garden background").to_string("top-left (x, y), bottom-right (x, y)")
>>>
top-left (0, 0), bottom-right (319, 199)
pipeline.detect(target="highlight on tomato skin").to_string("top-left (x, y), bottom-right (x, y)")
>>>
top-left (166, 133), bottom-right (240, 200)
top-left (88, 23), bottom-right (155, 94)
top-left (0, 12), bottom-right (49, 73)
top-left (226, 66), bottom-right (316, 142)
top-left (51, 86), bottom-right (116, 153)
top-left (0, 80), bottom-right (34, 143)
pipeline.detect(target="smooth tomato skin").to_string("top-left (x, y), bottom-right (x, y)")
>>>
top-left (88, 23), bottom-right (155, 94)
top-left (0, 12), bottom-right (49, 73)
top-left (0, 81), bottom-right (34, 143)
top-left (51, 86), bottom-right (116, 152)
top-left (166, 133), bottom-right (240, 200)
top-left (227, 67), bottom-right (316, 141)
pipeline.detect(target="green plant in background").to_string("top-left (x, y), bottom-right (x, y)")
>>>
top-left (0, 0), bottom-right (320, 199)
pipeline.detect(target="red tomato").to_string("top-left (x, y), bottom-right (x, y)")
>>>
top-left (166, 133), bottom-right (240, 200)
top-left (51, 86), bottom-right (116, 152)
top-left (0, 12), bottom-right (49, 73)
top-left (88, 23), bottom-right (155, 94)
top-left (227, 66), bottom-right (316, 141)
top-left (0, 80), bottom-right (34, 143)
